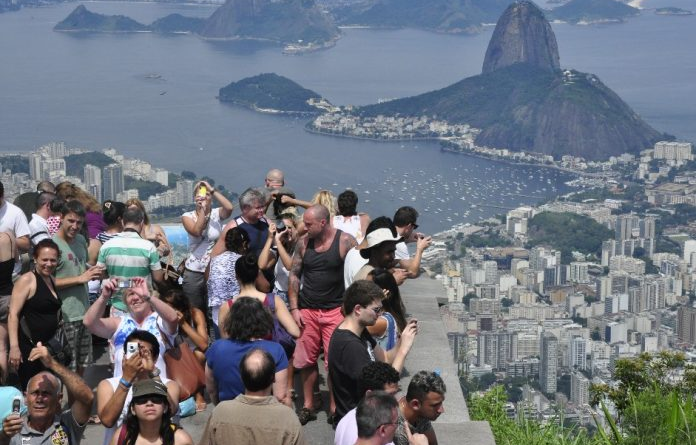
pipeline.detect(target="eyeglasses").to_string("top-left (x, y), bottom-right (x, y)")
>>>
top-left (380, 422), bottom-right (399, 428)
top-left (365, 305), bottom-right (383, 314)
top-left (133, 396), bottom-right (166, 406)
top-left (411, 223), bottom-right (419, 230)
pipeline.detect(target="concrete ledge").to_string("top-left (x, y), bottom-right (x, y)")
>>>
top-left (400, 277), bottom-right (495, 445)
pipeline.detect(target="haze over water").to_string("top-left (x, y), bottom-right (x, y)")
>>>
top-left (0, 0), bottom-right (693, 232)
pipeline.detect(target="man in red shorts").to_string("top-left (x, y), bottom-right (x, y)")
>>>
top-left (288, 204), bottom-right (357, 425)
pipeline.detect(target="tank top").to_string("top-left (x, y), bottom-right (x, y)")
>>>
top-left (19, 272), bottom-right (61, 344)
top-left (333, 215), bottom-right (363, 242)
top-left (0, 233), bottom-right (14, 295)
top-left (234, 215), bottom-right (269, 256)
top-left (299, 230), bottom-right (345, 310)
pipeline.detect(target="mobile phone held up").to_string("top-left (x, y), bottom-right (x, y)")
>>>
top-left (198, 185), bottom-right (207, 198)
top-left (12, 396), bottom-right (21, 413)
top-left (126, 342), bottom-right (139, 359)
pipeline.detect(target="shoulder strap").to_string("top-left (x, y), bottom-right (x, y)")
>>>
top-left (157, 319), bottom-right (174, 350)
top-left (265, 293), bottom-right (276, 312)
top-left (117, 424), bottom-right (128, 445)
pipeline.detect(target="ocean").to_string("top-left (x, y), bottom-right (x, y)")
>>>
top-left (0, 0), bottom-right (693, 233)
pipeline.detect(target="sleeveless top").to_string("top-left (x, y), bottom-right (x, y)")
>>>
top-left (19, 272), bottom-right (61, 345)
top-left (0, 233), bottom-right (14, 295)
top-left (299, 230), bottom-right (345, 310)
top-left (374, 312), bottom-right (398, 351)
top-left (333, 215), bottom-right (363, 242)
top-left (111, 313), bottom-right (172, 379)
top-left (234, 215), bottom-right (269, 256)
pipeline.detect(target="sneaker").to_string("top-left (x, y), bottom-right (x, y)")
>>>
top-left (297, 407), bottom-right (317, 425)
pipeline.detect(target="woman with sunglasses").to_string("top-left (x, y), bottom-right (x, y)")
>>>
top-left (110, 378), bottom-right (192, 445)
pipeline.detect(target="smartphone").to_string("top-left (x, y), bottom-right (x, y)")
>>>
top-left (117, 279), bottom-right (132, 289)
top-left (126, 342), bottom-right (139, 359)
top-left (12, 396), bottom-right (21, 414)
top-left (198, 185), bottom-right (207, 197)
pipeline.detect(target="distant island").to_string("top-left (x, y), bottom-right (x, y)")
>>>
top-left (218, 73), bottom-right (335, 114)
top-left (547, 0), bottom-right (640, 24)
top-left (54, 5), bottom-right (205, 33)
top-left (655, 7), bottom-right (693, 15)
top-left (55, 1), bottom-right (339, 50)
top-left (333, 0), bottom-right (512, 34)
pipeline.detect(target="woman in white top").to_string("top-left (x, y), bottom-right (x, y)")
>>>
top-left (180, 180), bottom-right (234, 313)
top-left (333, 189), bottom-right (370, 242)
top-left (84, 277), bottom-right (179, 379)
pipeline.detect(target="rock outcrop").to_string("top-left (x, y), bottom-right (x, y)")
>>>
top-left (356, 0), bottom-right (667, 160)
top-left (200, 0), bottom-right (338, 44)
top-left (482, 1), bottom-right (559, 74)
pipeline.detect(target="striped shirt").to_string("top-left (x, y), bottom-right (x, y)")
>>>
top-left (97, 230), bottom-right (161, 311)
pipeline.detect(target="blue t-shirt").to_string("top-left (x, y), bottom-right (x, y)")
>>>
top-left (206, 338), bottom-right (288, 402)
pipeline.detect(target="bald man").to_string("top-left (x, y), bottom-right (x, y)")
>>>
top-left (288, 204), bottom-right (357, 425)
top-left (200, 348), bottom-right (305, 445)
top-left (0, 342), bottom-right (93, 445)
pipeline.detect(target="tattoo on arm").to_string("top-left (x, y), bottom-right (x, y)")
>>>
top-left (288, 240), bottom-right (305, 298)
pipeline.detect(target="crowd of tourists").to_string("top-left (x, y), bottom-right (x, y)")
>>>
top-left (0, 169), bottom-right (445, 445)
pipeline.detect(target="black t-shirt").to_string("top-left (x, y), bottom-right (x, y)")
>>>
top-left (328, 327), bottom-right (377, 421)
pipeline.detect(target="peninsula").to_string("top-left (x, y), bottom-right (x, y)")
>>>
top-left (218, 73), bottom-right (335, 114)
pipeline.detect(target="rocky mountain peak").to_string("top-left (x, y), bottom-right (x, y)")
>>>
top-left (482, 1), bottom-right (560, 74)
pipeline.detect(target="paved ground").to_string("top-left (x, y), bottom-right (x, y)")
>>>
top-left (71, 276), bottom-right (494, 444)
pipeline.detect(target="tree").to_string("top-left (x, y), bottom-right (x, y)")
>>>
top-left (479, 373), bottom-right (497, 390)
top-left (501, 298), bottom-right (513, 308)
top-left (463, 292), bottom-right (477, 309)
top-left (181, 170), bottom-right (196, 180)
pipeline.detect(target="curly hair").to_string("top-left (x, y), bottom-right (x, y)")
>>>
top-left (358, 362), bottom-right (400, 396)
top-left (224, 227), bottom-right (250, 254)
top-left (123, 396), bottom-right (175, 445)
top-left (223, 297), bottom-right (272, 341)
top-left (311, 190), bottom-right (336, 218)
top-left (337, 190), bottom-right (358, 217)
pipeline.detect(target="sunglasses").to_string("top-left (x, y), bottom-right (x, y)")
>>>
top-left (133, 396), bottom-right (166, 406)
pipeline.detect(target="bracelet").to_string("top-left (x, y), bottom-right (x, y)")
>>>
top-left (119, 378), bottom-right (132, 389)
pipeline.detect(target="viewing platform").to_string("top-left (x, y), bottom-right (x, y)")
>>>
top-left (81, 275), bottom-right (495, 444)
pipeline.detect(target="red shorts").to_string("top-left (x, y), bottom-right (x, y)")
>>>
top-left (293, 307), bottom-right (344, 369)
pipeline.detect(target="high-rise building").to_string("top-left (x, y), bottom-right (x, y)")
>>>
top-left (677, 306), bottom-right (696, 345)
top-left (570, 372), bottom-right (590, 406)
top-left (83, 164), bottom-right (102, 201)
top-left (176, 179), bottom-right (195, 206)
top-left (29, 153), bottom-right (43, 180)
top-left (540, 332), bottom-right (558, 394)
top-left (684, 239), bottom-right (696, 266)
top-left (569, 336), bottom-right (587, 370)
top-left (615, 214), bottom-right (640, 241)
top-left (569, 262), bottom-right (590, 284)
top-left (102, 164), bottom-right (124, 201)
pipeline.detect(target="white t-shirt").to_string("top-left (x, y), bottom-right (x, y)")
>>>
top-left (0, 201), bottom-right (30, 275)
top-left (183, 208), bottom-right (226, 273)
top-left (344, 247), bottom-right (368, 289)
top-left (395, 241), bottom-right (410, 260)
top-left (334, 407), bottom-right (394, 445)
top-left (29, 213), bottom-right (50, 244)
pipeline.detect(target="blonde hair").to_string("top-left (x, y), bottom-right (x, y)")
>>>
top-left (125, 198), bottom-right (150, 226)
top-left (311, 190), bottom-right (336, 219)
top-left (55, 181), bottom-right (101, 213)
